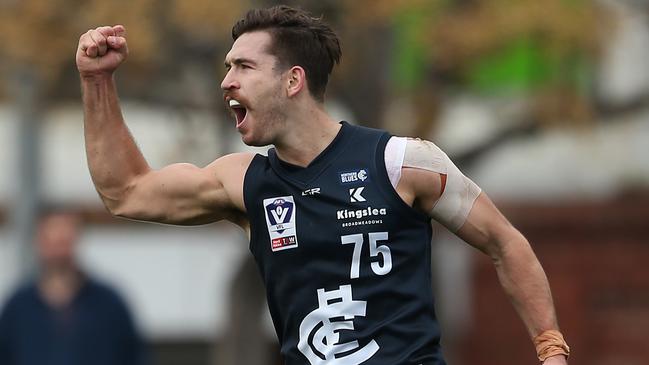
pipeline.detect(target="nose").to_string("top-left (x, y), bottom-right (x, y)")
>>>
top-left (220, 69), bottom-right (240, 91)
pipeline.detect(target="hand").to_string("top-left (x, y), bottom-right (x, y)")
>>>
top-left (76, 25), bottom-right (128, 79)
top-left (543, 354), bottom-right (568, 365)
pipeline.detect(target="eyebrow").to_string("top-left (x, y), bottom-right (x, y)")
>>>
top-left (224, 57), bottom-right (257, 68)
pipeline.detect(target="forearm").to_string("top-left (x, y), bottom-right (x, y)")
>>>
top-left (455, 192), bottom-right (568, 362)
top-left (491, 231), bottom-right (559, 338)
top-left (82, 75), bottom-right (150, 211)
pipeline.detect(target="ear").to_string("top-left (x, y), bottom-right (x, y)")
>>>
top-left (286, 66), bottom-right (306, 98)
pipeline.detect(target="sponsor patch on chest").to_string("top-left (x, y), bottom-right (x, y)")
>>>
top-left (263, 196), bottom-right (299, 251)
top-left (339, 168), bottom-right (369, 184)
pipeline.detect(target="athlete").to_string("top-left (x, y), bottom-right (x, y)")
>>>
top-left (76, 5), bottom-right (569, 365)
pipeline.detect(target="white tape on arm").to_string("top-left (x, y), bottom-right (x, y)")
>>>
top-left (403, 138), bottom-right (482, 231)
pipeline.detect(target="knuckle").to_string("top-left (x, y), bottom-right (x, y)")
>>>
top-left (93, 36), bottom-right (107, 46)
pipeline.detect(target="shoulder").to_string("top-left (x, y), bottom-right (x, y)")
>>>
top-left (205, 152), bottom-right (256, 176)
top-left (0, 283), bottom-right (39, 319)
top-left (203, 152), bottom-right (257, 216)
top-left (402, 138), bottom-right (448, 172)
top-left (394, 137), bottom-right (482, 231)
top-left (4, 282), bottom-right (37, 304)
top-left (84, 278), bottom-right (126, 303)
top-left (202, 152), bottom-right (257, 191)
top-left (384, 137), bottom-right (448, 172)
top-left (386, 136), bottom-right (482, 232)
top-left (83, 278), bottom-right (134, 315)
top-left (385, 136), bottom-right (446, 208)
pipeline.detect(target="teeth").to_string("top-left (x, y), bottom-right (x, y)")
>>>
top-left (229, 99), bottom-right (241, 107)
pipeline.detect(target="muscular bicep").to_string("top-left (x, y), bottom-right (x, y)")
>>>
top-left (113, 153), bottom-right (253, 225)
top-left (455, 192), bottom-right (524, 256)
top-left (407, 168), bottom-right (525, 260)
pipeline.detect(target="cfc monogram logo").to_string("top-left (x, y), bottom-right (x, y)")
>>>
top-left (298, 285), bottom-right (379, 364)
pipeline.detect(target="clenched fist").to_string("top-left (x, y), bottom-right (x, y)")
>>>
top-left (76, 25), bottom-right (128, 79)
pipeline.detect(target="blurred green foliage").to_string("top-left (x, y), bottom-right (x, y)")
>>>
top-left (465, 36), bottom-right (593, 95)
top-left (391, 6), bottom-right (432, 91)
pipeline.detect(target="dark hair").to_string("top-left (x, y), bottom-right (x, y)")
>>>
top-left (231, 5), bottom-right (342, 102)
top-left (35, 203), bottom-right (80, 222)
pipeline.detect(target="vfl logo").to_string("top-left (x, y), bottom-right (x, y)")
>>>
top-left (298, 285), bottom-right (379, 364)
top-left (263, 196), bottom-right (298, 251)
top-left (340, 169), bottom-right (369, 185)
top-left (349, 187), bottom-right (365, 202)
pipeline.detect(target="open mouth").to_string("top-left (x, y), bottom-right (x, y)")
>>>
top-left (229, 99), bottom-right (248, 127)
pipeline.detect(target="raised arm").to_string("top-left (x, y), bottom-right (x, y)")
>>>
top-left (395, 138), bottom-right (569, 364)
top-left (76, 26), bottom-right (252, 225)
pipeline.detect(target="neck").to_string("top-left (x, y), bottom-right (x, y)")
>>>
top-left (273, 103), bottom-right (341, 167)
top-left (39, 264), bottom-right (82, 309)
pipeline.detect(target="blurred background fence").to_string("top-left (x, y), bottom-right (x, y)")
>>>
top-left (0, 0), bottom-right (648, 364)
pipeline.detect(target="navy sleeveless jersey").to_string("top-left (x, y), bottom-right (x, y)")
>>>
top-left (243, 122), bottom-right (446, 365)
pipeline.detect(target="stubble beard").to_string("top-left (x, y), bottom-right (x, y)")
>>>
top-left (244, 86), bottom-right (289, 147)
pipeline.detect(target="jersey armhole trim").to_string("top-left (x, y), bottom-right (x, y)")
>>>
top-left (385, 136), bottom-right (407, 188)
top-left (242, 154), bottom-right (265, 215)
top-left (376, 134), bottom-right (431, 224)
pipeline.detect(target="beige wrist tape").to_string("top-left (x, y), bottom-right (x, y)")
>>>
top-left (403, 138), bottom-right (481, 231)
top-left (534, 330), bottom-right (570, 362)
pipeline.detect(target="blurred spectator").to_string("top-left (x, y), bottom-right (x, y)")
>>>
top-left (216, 256), bottom-right (270, 365)
top-left (0, 207), bottom-right (147, 365)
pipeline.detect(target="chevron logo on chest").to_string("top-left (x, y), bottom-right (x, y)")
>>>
top-left (349, 187), bottom-right (366, 202)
